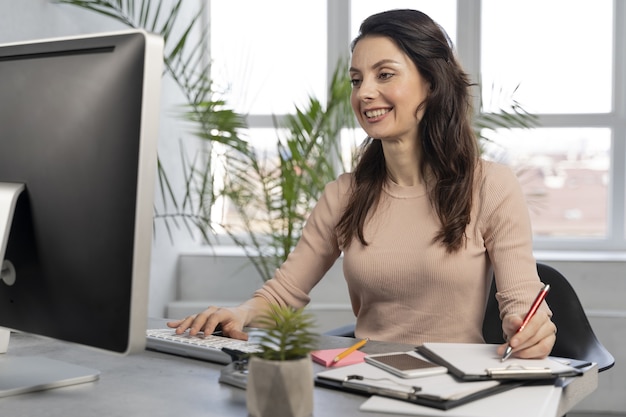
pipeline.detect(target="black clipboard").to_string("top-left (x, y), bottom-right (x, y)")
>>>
top-left (314, 360), bottom-right (526, 410)
top-left (315, 373), bottom-right (523, 410)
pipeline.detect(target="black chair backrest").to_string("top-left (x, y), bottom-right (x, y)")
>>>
top-left (482, 263), bottom-right (615, 372)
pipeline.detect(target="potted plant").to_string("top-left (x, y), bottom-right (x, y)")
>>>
top-left (246, 305), bottom-right (318, 417)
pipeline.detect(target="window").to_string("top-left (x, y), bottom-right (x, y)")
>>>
top-left (481, 1), bottom-right (613, 114)
top-left (481, 0), bottom-right (625, 250)
top-left (208, 0), bottom-right (626, 251)
top-left (210, 0), bottom-right (327, 115)
top-left (483, 128), bottom-right (611, 238)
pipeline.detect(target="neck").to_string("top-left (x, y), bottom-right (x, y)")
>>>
top-left (382, 140), bottom-right (422, 187)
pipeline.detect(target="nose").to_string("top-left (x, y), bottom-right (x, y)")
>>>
top-left (356, 76), bottom-right (377, 102)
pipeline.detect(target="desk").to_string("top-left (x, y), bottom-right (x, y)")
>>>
top-left (2, 320), bottom-right (597, 417)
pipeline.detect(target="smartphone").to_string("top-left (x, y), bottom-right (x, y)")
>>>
top-left (364, 352), bottom-right (448, 379)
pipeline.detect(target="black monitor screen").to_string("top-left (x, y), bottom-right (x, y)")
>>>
top-left (0, 30), bottom-right (163, 355)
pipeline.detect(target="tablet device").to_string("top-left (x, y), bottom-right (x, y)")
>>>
top-left (364, 352), bottom-right (448, 379)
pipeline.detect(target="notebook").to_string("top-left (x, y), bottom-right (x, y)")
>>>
top-left (416, 343), bottom-right (583, 381)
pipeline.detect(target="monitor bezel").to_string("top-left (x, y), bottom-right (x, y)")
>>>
top-left (0, 29), bottom-right (163, 355)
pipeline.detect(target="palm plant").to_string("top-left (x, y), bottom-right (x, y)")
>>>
top-left (218, 61), bottom-right (356, 281)
top-left (55, 0), bottom-right (249, 243)
top-left (474, 83), bottom-right (539, 152)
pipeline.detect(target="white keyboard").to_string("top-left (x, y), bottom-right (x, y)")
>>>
top-left (146, 328), bottom-right (261, 364)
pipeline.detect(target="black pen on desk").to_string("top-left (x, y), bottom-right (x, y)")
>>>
top-left (501, 283), bottom-right (551, 361)
top-left (332, 338), bottom-right (369, 364)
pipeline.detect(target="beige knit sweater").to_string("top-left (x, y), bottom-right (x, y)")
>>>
top-left (253, 160), bottom-right (549, 345)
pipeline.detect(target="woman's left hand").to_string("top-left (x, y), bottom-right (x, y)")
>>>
top-left (496, 311), bottom-right (556, 359)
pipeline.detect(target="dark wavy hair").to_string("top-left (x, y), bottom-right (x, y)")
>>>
top-left (336, 9), bottom-right (479, 253)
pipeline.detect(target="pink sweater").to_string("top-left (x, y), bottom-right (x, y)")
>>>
top-left (254, 160), bottom-right (549, 345)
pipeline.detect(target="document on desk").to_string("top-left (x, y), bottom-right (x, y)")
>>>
top-left (360, 384), bottom-right (562, 417)
top-left (315, 356), bottom-right (521, 410)
top-left (416, 343), bottom-right (583, 381)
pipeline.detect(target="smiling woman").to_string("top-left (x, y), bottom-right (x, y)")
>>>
top-left (349, 35), bottom-right (431, 158)
top-left (171, 9), bottom-right (558, 365)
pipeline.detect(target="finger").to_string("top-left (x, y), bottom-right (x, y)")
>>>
top-left (188, 307), bottom-right (221, 335)
top-left (166, 315), bottom-right (195, 329)
top-left (166, 320), bottom-right (182, 328)
top-left (498, 312), bottom-right (554, 358)
top-left (508, 320), bottom-right (556, 359)
top-left (202, 307), bottom-right (248, 338)
top-left (496, 342), bottom-right (508, 357)
top-left (507, 312), bottom-right (549, 347)
top-left (512, 330), bottom-right (556, 359)
top-left (501, 315), bottom-right (523, 342)
top-left (198, 307), bottom-right (226, 335)
top-left (166, 314), bottom-right (197, 334)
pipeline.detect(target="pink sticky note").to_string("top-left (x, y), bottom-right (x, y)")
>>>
top-left (311, 348), bottom-right (367, 367)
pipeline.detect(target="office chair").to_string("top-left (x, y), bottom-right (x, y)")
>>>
top-left (482, 262), bottom-right (615, 372)
top-left (326, 263), bottom-right (615, 372)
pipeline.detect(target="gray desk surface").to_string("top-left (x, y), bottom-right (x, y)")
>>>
top-left (2, 319), bottom-right (597, 417)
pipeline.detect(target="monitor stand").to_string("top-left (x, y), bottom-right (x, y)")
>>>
top-left (0, 355), bottom-right (100, 398)
top-left (0, 183), bottom-right (100, 397)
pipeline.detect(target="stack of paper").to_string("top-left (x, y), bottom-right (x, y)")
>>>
top-left (359, 384), bottom-right (562, 417)
top-left (315, 343), bottom-right (580, 412)
top-left (315, 354), bottom-right (519, 410)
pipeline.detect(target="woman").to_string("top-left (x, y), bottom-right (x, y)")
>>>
top-left (169, 9), bottom-right (557, 359)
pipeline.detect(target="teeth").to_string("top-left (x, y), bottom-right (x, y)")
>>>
top-left (365, 109), bottom-right (390, 118)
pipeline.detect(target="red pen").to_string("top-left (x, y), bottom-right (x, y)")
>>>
top-left (501, 283), bottom-right (551, 361)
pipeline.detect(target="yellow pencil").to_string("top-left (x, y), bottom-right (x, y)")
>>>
top-left (332, 338), bottom-right (369, 364)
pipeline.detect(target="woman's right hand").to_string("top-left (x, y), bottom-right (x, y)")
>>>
top-left (166, 305), bottom-right (250, 341)
top-left (166, 297), bottom-right (271, 341)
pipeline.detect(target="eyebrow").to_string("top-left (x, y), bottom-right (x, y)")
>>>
top-left (349, 58), bottom-right (402, 74)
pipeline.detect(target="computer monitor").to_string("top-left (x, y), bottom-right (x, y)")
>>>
top-left (0, 29), bottom-right (163, 396)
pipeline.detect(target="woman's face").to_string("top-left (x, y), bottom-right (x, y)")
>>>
top-left (349, 35), bottom-right (429, 144)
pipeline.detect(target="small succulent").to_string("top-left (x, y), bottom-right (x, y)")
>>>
top-left (249, 305), bottom-right (318, 361)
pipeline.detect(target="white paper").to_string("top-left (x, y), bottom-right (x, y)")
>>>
top-left (360, 384), bottom-right (562, 417)
top-left (420, 343), bottom-right (579, 378)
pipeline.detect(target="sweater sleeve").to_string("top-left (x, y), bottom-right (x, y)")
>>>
top-left (479, 161), bottom-right (551, 319)
top-left (251, 173), bottom-right (350, 308)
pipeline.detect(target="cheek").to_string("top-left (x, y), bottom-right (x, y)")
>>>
top-left (350, 92), bottom-right (360, 116)
top-left (396, 88), bottom-right (427, 119)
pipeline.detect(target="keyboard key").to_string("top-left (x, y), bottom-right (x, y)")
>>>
top-left (146, 329), bottom-right (260, 364)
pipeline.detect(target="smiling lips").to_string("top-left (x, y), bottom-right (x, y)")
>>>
top-left (365, 108), bottom-right (391, 120)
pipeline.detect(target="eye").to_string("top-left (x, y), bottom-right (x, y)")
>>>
top-left (378, 71), bottom-right (394, 80)
top-left (350, 78), bottom-right (362, 87)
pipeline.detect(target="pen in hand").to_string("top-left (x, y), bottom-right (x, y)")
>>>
top-left (501, 283), bottom-right (551, 361)
top-left (332, 338), bottom-right (369, 364)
